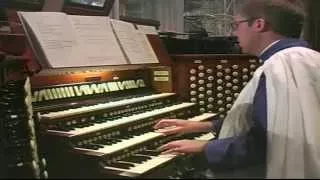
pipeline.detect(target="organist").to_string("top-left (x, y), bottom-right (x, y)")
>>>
top-left (154, 0), bottom-right (320, 178)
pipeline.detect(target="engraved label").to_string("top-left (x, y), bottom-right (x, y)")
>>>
top-left (68, 87), bottom-right (75, 97)
top-left (58, 87), bottom-right (67, 98)
top-left (74, 86), bottom-right (85, 96)
top-left (107, 82), bottom-right (119, 92)
top-left (90, 84), bottom-right (102, 94)
top-left (154, 71), bottom-right (169, 76)
top-left (154, 77), bottom-right (169, 81)
top-left (64, 87), bottom-right (71, 97)
top-left (50, 89), bottom-right (59, 99)
top-left (99, 83), bottom-right (109, 93)
top-left (136, 79), bottom-right (146, 87)
top-left (46, 89), bottom-right (54, 100)
top-left (126, 80), bottom-right (136, 89)
top-left (53, 88), bottom-right (64, 98)
top-left (81, 85), bottom-right (93, 95)
top-left (39, 90), bottom-right (50, 102)
top-left (117, 81), bottom-right (126, 90)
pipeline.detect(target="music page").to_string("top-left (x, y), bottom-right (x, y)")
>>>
top-left (18, 12), bottom-right (82, 68)
top-left (69, 15), bottom-right (128, 66)
top-left (111, 19), bottom-right (159, 64)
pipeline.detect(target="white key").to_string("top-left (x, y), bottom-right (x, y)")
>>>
top-left (40, 93), bottom-right (176, 120)
top-left (194, 132), bottom-right (215, 140)
top-left (187, 113), bottom-right (217, 122)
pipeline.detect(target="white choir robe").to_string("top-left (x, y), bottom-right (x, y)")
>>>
top-left (218, 46), bottom-right (320, 178)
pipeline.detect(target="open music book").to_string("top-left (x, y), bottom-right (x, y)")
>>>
top-left (18, 11), bottom-right (159, 68)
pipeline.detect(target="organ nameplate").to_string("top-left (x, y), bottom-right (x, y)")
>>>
top-left (153, 71), bottom-right (169, 76)
top-left (154, 77), bottom-right (169, 81)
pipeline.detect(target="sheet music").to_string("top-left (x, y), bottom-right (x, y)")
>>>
top-left (136, 24), bottom-right (158, 35)
top-left (19, 12), bottom-right (80, 68)
top-left (111, 19), bottom-right (159, 64)
top-left (69, 15), bottom-right (128, 65)
top-left (18, 12), bottom-right (128, 68)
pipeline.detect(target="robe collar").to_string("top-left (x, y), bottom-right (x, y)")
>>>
top-left (258, 38), bottom-right (309, 62)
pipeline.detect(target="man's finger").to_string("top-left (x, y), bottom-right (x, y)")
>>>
top-left (158, 143), bottom-right (171, 151)
top-left (158, 141), bottom-right (178, 151)
top-left (160, 147), bottom-right (180, 155)
top-left (154, 126), bottom-right (179, 135)
top-left (153, 119), bottom-right (178, 129)
top-left (160, 147), bottom-right (185, 155)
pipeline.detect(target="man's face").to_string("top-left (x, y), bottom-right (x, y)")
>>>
top-left (231, 14), bottom-right (256, 55)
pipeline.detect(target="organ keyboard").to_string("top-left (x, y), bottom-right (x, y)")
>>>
top-left (71, 113), bottom-right (216, 157)
top-left (101, 131), bottom-right (215, 177)
top-left (29, 65), bottom-right (218, 178)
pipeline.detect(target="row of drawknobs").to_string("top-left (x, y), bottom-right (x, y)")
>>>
top-left (0, 78), bottom-right (48, 179)
top-left (187, 60), bottom-right (260, 118)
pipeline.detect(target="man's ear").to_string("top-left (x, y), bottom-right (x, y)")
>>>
top-left (254, 18), bottom-right (268, 32)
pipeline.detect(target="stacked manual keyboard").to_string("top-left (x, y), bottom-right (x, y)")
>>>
top-left (37, 91), bottom-right (217, 178)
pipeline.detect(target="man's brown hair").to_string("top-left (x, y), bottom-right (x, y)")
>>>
top-left (236, 0), bottom-right (306, 38)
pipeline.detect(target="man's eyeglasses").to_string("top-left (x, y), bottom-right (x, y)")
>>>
top-left (230, 19), bottom-right (252, 31)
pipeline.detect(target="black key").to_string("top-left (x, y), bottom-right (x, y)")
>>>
top-left (139, 150), bottom-right (160, 157)
top-left (79, 143), bottom-right (103, 150)
top-left (96, 138), bottom-right (121, 145)
top-left (122, 135), bottom-right (134, 139)
top-left (109, 162), bottom-right (135, 169)
top-left (122, 155), bottom-right (151, 164)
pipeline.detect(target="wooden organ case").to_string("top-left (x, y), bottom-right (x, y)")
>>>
top-left (171, 54), bottom-right (261, 119)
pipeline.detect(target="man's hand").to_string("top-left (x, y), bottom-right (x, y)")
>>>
top-left (153, 119), bottom-right (212, 136)
top-left (158, 139), bottom-right (209, 155)
top-left (153, 119), bottom-right (195, 135)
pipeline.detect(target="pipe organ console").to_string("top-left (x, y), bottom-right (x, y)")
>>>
top-left (1, 3), bottom-right (263, 177)
top-left (171, 54), bottom-right (261, 119)
top-left (29, 65), bottom-right (217, 178)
